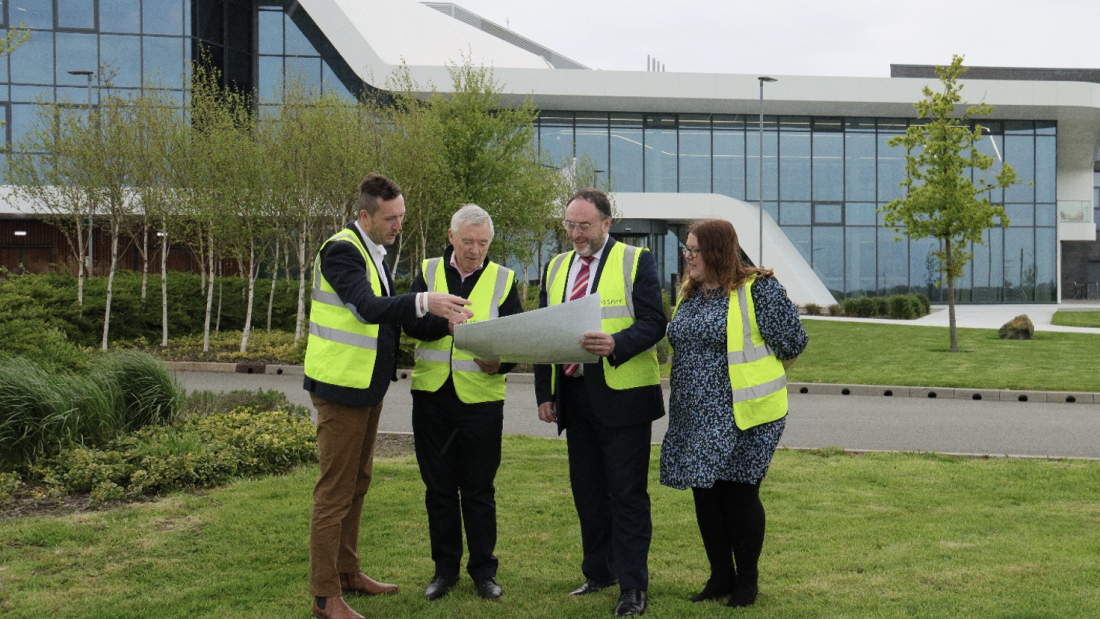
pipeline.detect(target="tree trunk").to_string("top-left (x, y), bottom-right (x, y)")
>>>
top-left (160, 226), bottom-right (170, 347)
top-left (946, 239), bottom-right (958, 353)
top-left (216, 262), bottom-right (223, 333)
top-left (101, 218), bottom-right (121, 351)
top-left (294, 225), bottom-right (307, 344)
top-left (140, 222), bottom-right (149, 301)
top-left (240, 242), bottom-right (257, 353)
top-left (267, 240), bottom-right (279, 333)
top-left (203, 228), bottom-right (215, 353)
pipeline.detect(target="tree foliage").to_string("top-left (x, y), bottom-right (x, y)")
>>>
top-left (882, 55), bottom-right (1019, 352)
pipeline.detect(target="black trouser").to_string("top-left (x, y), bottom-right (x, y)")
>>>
top-left (412, 379), bottom-right (503, 580)
top-left (691, 479), bottom-right (766, 586)
top-left (561, 376), bottom-right (653, 592)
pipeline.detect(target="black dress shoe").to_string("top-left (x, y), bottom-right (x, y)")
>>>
top-left (570, 578), bottom-right (618, 596)
top-left (689, 575), bottom-right (735, 602)
top-left (424, 575), bottom-right (459, 601)
top-left (475, 576), bottom-right (503, 599)
top-left (614, 589), bottom-right (647, 617)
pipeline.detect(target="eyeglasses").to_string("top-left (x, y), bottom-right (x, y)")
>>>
top-left (682, 247), bottom-right (701, 258)
top-left (562, 220), bottom-right (595, 232)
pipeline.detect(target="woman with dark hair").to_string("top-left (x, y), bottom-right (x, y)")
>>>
top-left (659, 219), bottom-right (807, 608)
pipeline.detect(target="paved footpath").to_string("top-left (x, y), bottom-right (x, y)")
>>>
top-left (175, 371), bottom-right (1100, 460)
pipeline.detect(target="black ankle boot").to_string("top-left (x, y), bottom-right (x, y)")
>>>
top-left (726, 573), bottom-right (757, 607)
top-left (689, 574), bottom-right (735, 602)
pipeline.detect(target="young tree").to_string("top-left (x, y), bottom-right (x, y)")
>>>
top-left (882, 55), bottom-right (1018, 353)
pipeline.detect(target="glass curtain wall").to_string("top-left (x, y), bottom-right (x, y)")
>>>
top-left (536, 111), bottom-right (1058, 302)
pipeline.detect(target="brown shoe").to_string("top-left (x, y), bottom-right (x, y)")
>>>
top-left (340, 571), bottom-right (399, 596)
top-left (311, 596), bottom-right (364, 619)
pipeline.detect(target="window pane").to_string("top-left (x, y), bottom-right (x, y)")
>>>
top-left (1035, 203), bottom-right (1055, 227)
top-left (814, 203), bottom-right (842, 224)
top-left (285, 13), bottom-right (319, 56)
top-left (713, 115), bottom-right (744, 199)
top-left (100, 0), bottom-right (141, 33)
top-left (56, 32), bottom-right (98, 85)
top-left (779, 129), bottom-right (809, 200)
top-left (10, 2), bottom-right (53, 29)
top-left (144, 0), bottom-right (185, 35)
top-left (101, 34), bottom-right (142, 87)
top-left (11, 85), bottom-right (53, 102)
top-left (974, 132), bottom-right (1004, 203)
top-left (258, 55), bottom-right (282, 103)
top-left (285, 56), bottom-right (320, 93)
top-left (227, 3), bottom-right (251, 52)
top-left (258, 9), bottom-right (283, 55)
top-left (878, 227), bottom-right (908, 296)
top-left (846, 226), bottom-right (876, 297)
top-left (845, 133), bottom-right (876, 201)
top-left (321, 61), bottom-right (354, 102)
top-left (11, 104), bottom-right (48, 149)
top-left (877, 132), bottom-right (906, 202)
top-left (910, 237), bottom-right (941, 300)
top-left (782, 225), bottom-right (811, 266)
top-left (644, 114), bottom-right (676, 192)
top-left (609, 113), bottom-right (642, 192)
top-left (1035, 136), bottom-right (1055, 203)
top-left (812, 132), bottom-right (843, 200)
top-left (780, 202), bottom-right (810, 226)
top-left (812, 226), bottom-right (844, 296)
top-left (539, 113), bottom-right (573, 168)
top-left (228, 49), bottom-right (251, 90)
top-left (845, 202), bottom-right (876, 226)
top-left (1004, 135), bottom-right (1034, 203)
top-left (1034, 227), bottom-right (1056, 301)
top-left (58, 0), bottom-right (96, 29)
top-left (143, 35), bottom-right (184, 88)
top-left (11, 30), bottom-right (53, 84)
top-left (746, 116), bottom-right (777, 201)
top-left (575, 113), bottom-right (609, 188)
top-left (1004, 227), bottom-right (1033, 301)
top-left (678, 114), bottom-right (710, 193)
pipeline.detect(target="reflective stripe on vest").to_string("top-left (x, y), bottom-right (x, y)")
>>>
top-left (303, 229), bottom-right (382, 390)
top-left (545, 242), bottom-right (660, 393)
top-left (411, 256), bottom-right (513, 403)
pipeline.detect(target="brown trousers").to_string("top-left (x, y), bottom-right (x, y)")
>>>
top-left (309, 393), bottom-right (384, 597)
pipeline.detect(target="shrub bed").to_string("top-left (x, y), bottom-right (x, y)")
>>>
top-left (28, 406), bottom-right (316, 502)
top-left (840, 294), bottom-right (930, 319)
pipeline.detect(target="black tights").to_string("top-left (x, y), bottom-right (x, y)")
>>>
top-left (691, 479), bottom-right (765, 596)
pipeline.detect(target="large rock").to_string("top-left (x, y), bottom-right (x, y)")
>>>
top-left (999, 314), bottom-right (1034, 340)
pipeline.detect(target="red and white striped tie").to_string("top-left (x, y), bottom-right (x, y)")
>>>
top-left (563, 256), bottom-right (594, 377)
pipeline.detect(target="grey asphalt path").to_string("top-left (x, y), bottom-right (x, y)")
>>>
top-left (175, 371), bottom-right (1100, 459)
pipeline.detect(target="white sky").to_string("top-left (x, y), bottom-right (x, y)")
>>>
top-left (448, 0), bottom-right (1100, 77)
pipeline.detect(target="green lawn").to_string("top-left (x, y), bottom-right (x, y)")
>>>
top-left (2, 436), bottom-right (1098, 618)
top-left (790, 320), bottom-right (1100, 392)
top-left (1051, 311), bottom-right (1100, 329)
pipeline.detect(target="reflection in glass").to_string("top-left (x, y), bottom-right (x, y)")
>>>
top-left (11, 104), bottom-right (47, 149)
top-left (845, 202), bottom-right (876, 226)
top-left (783, 225), bottom-right (811, 266)
top-left (1034, 227), bottom-right (1056, 301)
top-left (322, 61), bottom-right (354, 102)
top-left (779, 202), bottom-right (810, 226)
top-left (58, 0), bottom-right (96, 29)
top-left (143, 36), bottom-right (185, 89)
top-left (575, 113), bottom-right (609, 187)
top-left (713, 115), bottom-right (744, 199)
top-left (284, 13), bottom-right (319, 56)
top-left (11, 85), bottom-right (54, 102)
top-left (258, 56), bottom-right (282, 103)
top-left (56, 33), bottom-right (98, 85)
top-left (10, 2), bottom-right (53, 29)
top-left (845, 133), bottom-right (875, 201)
top-left (846, 227), bottom-right (876, 297)
top-left (878, 228), bottom-right (908, 296)
top-left (609, 114), bottom-right (642, 192)
top-left (746, 117), bottom-right (777, 202)
top-left (812, 226), bottom-right (843, 296)
top-left (813, 203), bottom-right (842, 224)
top-left (813, 132), bottom-right (843, 201)
top-left (11, 30), bottom-right (54, 84)
top-left (100, 0), bottom-right (141, 33)
top-left (877, 133), bottom-right (906, 202)
top-left (258, 9), bottom-right (283, 55)
top-left (678, 114), bottom-right (710, 193)
top-left (1035, 136), bottom-right (1055, 203)
top-left (539, 114), bottom-right (573, 169)
top-left (779, 130), bottom-right (809, 200)
top-left (101, 34), bottom-right (142, 87)
top-left (285, 56), bottom-right (321, 93)
top-left (143, 0), bottom-right (185, 36)
top-left (644, 114), bottom-right (677, 192)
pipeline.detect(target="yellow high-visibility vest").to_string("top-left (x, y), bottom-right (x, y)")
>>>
top-left (303, 229), bottom-right (381, 389)
top-left (545, 242), bottom-right (660, 393)
top-left (671, 278), bottom-right (787, 430)
top-left (411, 257), bottom-right (514, 403)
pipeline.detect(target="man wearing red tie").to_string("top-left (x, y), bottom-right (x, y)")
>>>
top-left (535, 188), bottom-right (667, 617)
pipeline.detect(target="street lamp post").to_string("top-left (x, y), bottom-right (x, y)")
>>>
top-left (67, 69), bottom-right (95, 273)
top-left (758, 76), bottom-right (776, 268)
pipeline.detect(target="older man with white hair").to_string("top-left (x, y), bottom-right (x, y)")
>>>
top-left (404, 204), bottom-right (524, 602)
